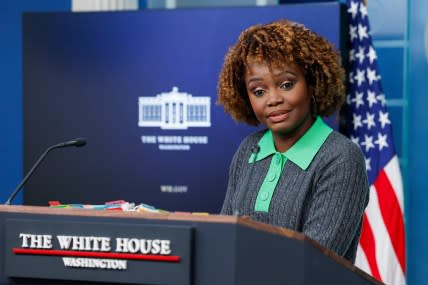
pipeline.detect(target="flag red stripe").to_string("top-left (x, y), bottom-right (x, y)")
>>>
top-left (374, 170), bottom-right (406, 273)
top-left (359, 214), bottom-right (382, 280)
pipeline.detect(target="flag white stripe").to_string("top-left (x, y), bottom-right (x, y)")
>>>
top-left (355, 244), bottom-right (371, 275)
top-left (364, 185), bottom-right (389, 280)
top-left (365, 184), bottom-right (405, 285)
top-left (384, 155), bottom-right (404, 213)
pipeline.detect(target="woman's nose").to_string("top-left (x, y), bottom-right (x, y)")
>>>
top-left (267, 90), bottom-right (283, 106)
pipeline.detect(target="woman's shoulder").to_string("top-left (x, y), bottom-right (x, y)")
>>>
top-left (320, 131), bottom-right (366, 163)
top-left (234, 129), bottom-right (266, 154)
top-left (239, 129), bottom-right (266, 147)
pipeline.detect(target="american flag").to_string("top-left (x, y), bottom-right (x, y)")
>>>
top-left (344, 1), bottom-right (406, 284)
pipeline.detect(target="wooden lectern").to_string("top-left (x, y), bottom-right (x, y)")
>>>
top-left (0, 205), bottom-right (382, 285)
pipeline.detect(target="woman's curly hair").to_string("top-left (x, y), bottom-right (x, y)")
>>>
top-left (217, 20), bottom-right (345, 126)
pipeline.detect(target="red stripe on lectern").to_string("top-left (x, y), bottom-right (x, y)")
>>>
top-left (12, 248), bottom-right (180, 262)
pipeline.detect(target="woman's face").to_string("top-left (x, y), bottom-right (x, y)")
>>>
top-left (245, 61), bottom-right (313, 139)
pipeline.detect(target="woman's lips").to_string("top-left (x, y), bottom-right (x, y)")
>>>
top-left (268, 111), bottom-right (290, 123)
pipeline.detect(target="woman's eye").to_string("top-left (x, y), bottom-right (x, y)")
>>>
top-left (280, 81), bottom-right (294, 90)
top-left (253, 89), bottom-right (265, 97)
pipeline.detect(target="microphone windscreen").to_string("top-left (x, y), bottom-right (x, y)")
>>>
top-left (73, 138), bottom-right (87, 147)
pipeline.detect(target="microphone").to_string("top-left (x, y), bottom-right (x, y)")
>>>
top-left (52, 137), bottom-right (87, 148)
top-left (233, 144), bottom-right (260, 216)
top-left (4, 138), bottom-right (87, 205)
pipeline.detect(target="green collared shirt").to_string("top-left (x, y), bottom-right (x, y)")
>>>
top-left (250, 117), bottom-right (333, 212)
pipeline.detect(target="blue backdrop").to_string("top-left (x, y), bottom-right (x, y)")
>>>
top-left (22, 4), bottom-right (344, 212)
top-left (0, 0), bottom-right (71, 205)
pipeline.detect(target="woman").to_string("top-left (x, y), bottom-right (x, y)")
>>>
top-left (217, 20), bottom-right (369, 262)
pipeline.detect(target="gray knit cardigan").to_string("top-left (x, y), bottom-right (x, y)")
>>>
top-left (221, 130), bottom-right (369, 262)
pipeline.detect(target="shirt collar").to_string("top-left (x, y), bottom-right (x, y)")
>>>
top-left (250, 116), bottom-right (333, 170)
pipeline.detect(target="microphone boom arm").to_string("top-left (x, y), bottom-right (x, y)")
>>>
top-left (5, 146), bottom-right (56, 205)
top-left (4, 137), bottom-right (87, 205)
